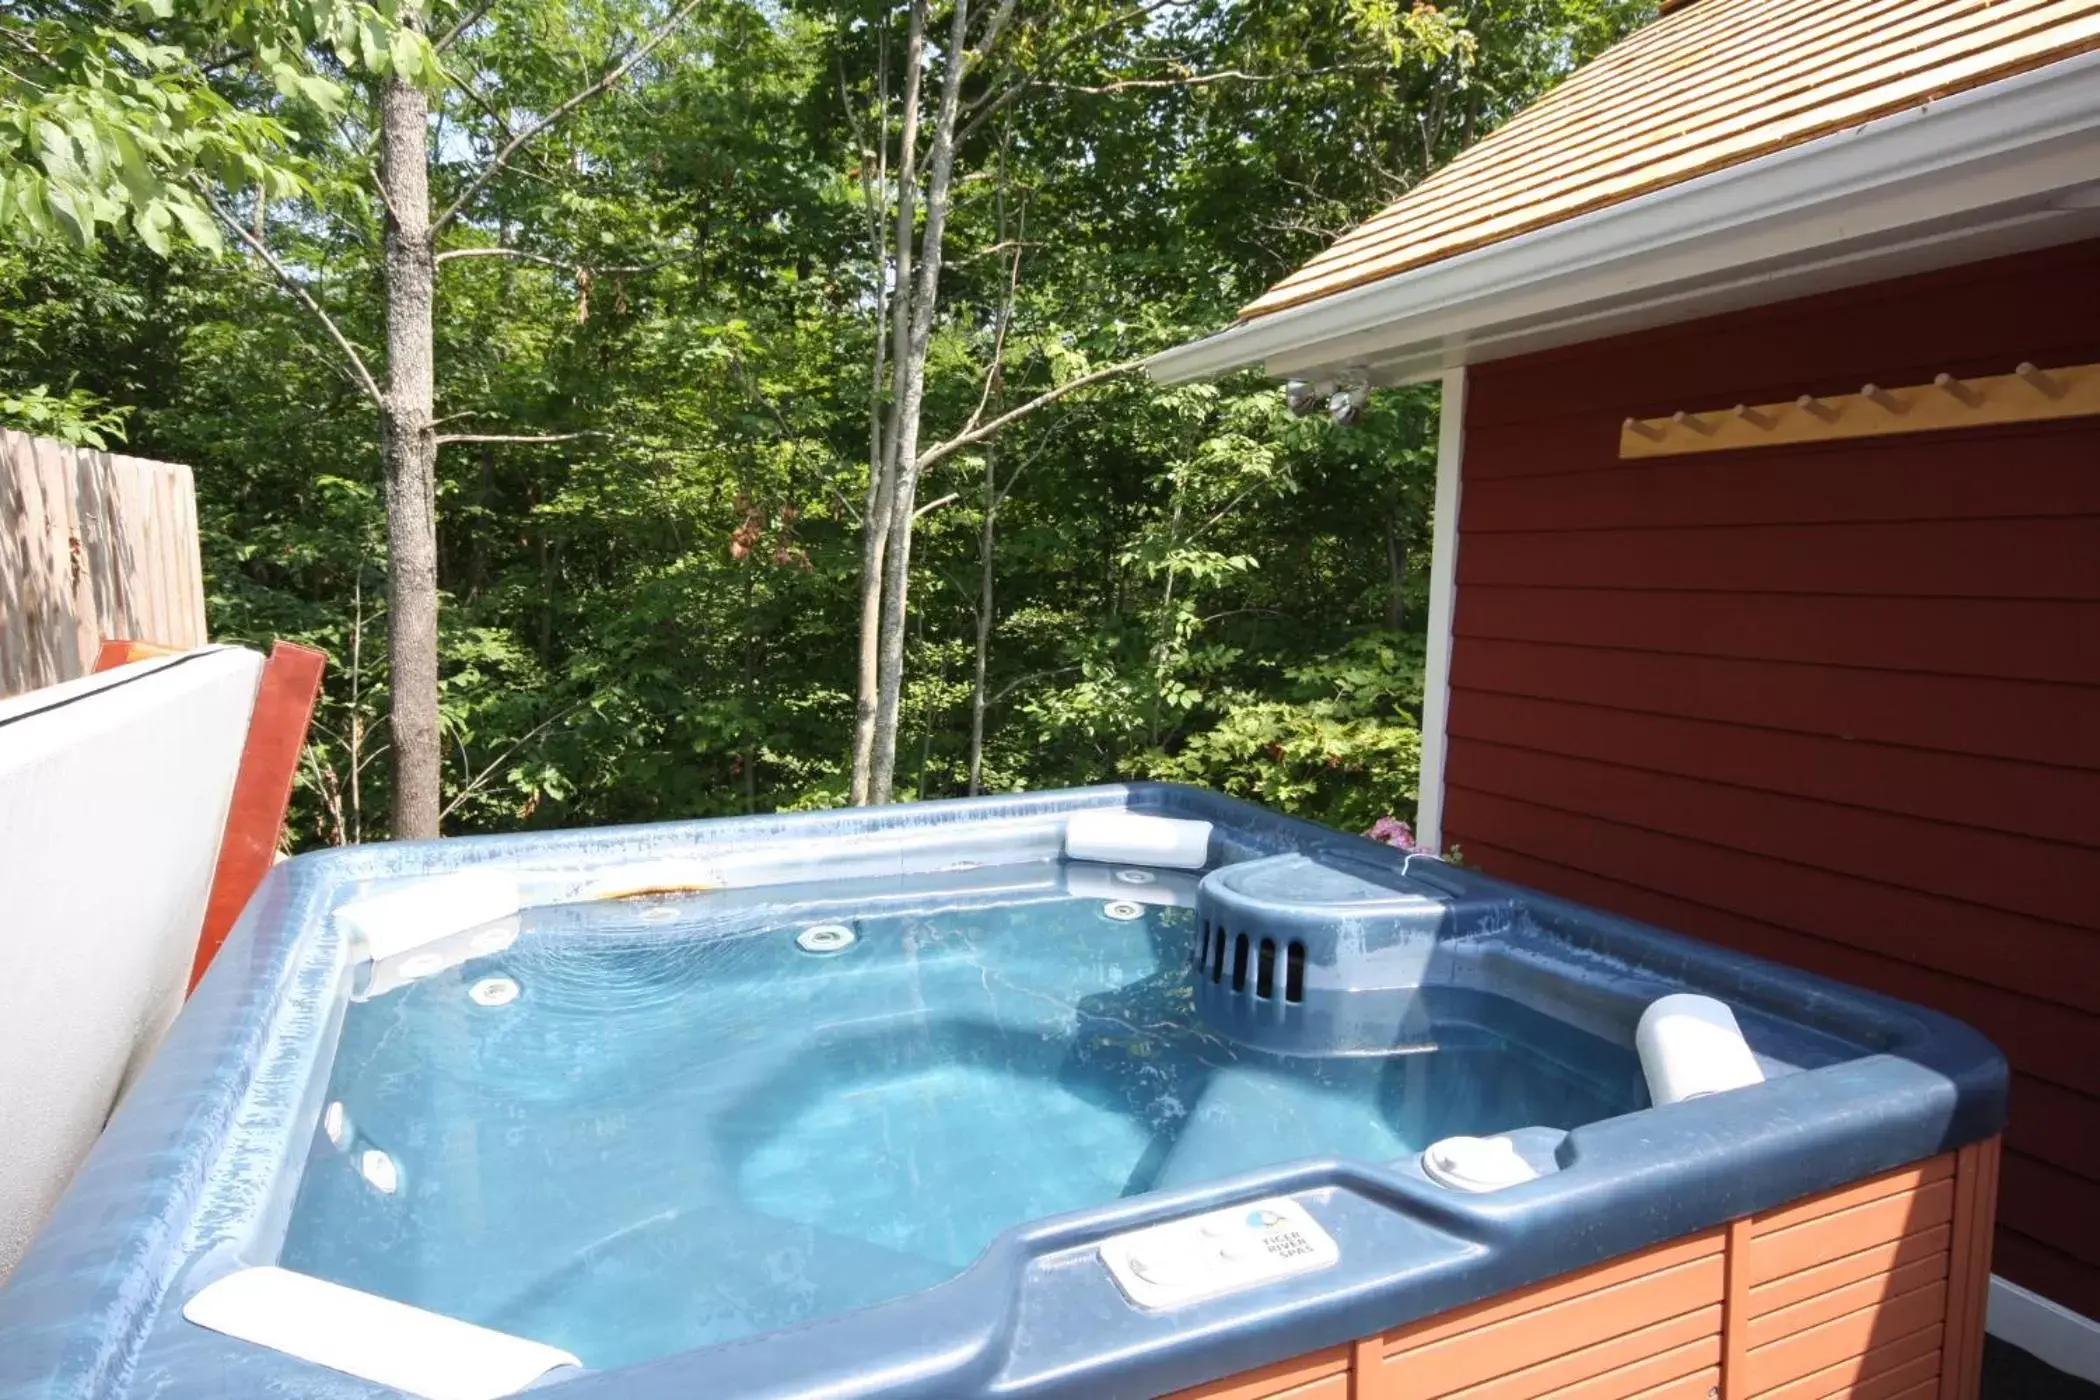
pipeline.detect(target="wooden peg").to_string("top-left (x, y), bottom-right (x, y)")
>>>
top-left (1623, 417), bottom-right (1664, 441)
top-left (2016, 362), bottom-right (2065, 398)
top-left (1862, 384), bottom-right (1905, 413)
top-left (1796, 394), bottom-right (1837, 422)
top-left (1733, 403), bottom-right (1774, 429)
top-left (1672, 409), bottom-right (1714, 435)
top-left (1934, 372), bottom-right (1982, 407)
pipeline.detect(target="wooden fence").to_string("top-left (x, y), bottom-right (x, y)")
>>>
top-left (0, 429), bottom-right (207, 698)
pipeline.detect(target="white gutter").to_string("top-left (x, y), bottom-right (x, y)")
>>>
top-left (1147, 48), bottom-right (2100, 386)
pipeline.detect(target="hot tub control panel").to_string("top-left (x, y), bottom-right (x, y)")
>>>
top-left (1098, 1197), bottom-right (1339, 1309)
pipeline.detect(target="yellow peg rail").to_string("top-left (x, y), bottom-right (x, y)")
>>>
top-left (1619, 361), bottom-right (2100, 459)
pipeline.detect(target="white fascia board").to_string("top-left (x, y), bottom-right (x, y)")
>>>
top-left (1989, 1275), bottom-right (2100, 1386)
top-left (1414, 368), bottom-right (1466, 856)
top-left (1146, 49), bottom-right (2100, 386)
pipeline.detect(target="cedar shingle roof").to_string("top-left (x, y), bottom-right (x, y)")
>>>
top-left (1240, 0), bottom-right (2100, 322)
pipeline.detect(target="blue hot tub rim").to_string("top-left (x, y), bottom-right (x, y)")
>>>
top-left (0, 782), bottom-right (2006, 1400)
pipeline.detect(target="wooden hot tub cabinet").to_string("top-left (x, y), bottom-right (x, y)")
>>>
top-left (1170, 1138), bottom-right (2000, 1400)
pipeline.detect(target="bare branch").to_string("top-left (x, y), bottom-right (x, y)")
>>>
top-left (1046, 63), bottom-right (1384, 95)
top-left (439, 702), bottom-right (585, 822)
top-left (432, 0), bottom-right (705, 236)
top-left (992, 665), bottom-right (1078, 706)
top-left (433, 0), bottom-right (499, 54)
top-left (912, 492), bottom-right (959, 520)
top-left (960, 0), bottom-right (1196, 137)
top-left (917, 357), bottom-right (1143, 472)
top-left (434, 245), bottom-right (658, 273)
top-left (193, 184), bottom-right (384, 409)
top-left (434, 430), bottom-right (607, 445)
top-left (992, 410), bottom-right (1082, 511)
top-left (961, 190), bottom-right (1025, 438)
top-left (368, 165), bottom-right (405, 227)
top-left (969, 0), bottom-right (1020, 61)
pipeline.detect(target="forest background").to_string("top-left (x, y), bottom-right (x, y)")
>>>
top-left (1, 0), bottom-right (1644, 846)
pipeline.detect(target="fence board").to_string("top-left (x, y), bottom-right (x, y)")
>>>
top-left (0, 430), bottom-right (206, 697)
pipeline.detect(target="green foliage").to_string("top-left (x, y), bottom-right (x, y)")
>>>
top-left (0, 0), bottom-right (1650, 846)
top-left (0, 382), bottom-right (127, 445)
top-left (1148, 639), bottom-right (1425, 833)
top-left (0, 0), bottom-right (433, 250)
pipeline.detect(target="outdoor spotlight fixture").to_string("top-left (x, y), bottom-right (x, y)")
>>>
top-left (1327, 382), bottom-right (1370, 427)
top-left (1283, 380), bottom-right (1326, 417)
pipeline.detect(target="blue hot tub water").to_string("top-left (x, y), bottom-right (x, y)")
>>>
top-left (281, 871), bottom-right (1645, 1369)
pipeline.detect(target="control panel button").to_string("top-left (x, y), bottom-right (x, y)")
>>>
top-left (1099, 1197), bottom-right (1340, 1309)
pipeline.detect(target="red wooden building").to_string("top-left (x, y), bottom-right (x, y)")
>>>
top-left (1153, 0), bottom-right (2100, 1383)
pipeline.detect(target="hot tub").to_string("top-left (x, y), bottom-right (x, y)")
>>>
top-left (0, 785), bottom-right (2004, 1400)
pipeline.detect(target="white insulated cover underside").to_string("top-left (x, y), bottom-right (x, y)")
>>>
top-left (182, 1266), bottom-right (578, 1400)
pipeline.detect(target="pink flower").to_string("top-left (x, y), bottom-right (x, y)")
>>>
top-left (1364, 816), bottom-right (1415, 851)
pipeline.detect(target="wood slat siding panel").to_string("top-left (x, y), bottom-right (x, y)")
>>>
top-left (1476, 1324), bottom-right (1721, 1400)
top-left (1745, 1257), bottom-right (1949, 1352)
top-left (1752, 1161), bottom-right (1956, 1237)
top-left (1750, 1185), bottom-right (1955, 1285)
top-left (1749, 1331), bottom-right (1944, 1400)
top-left (1387, 1233), bottom-right (1726, 1352)
top-left (1243, 0), bottom-right (2100, 318)
top-left (1748, 1227), bottom-right (1953, 1321)
top-left (1618, 1370), bottom-right (1723, 1400)
top-left (1743, 1282), bottom-right (1948, 1395)
top-left (1447, 243), bottom-right (2099, 1319)
top-left (1419, 1310), bottom-right (1721, 1400)
top-left (0, 430), bottom-right (207, 698)
top-left (1168, 1346), bottom-right (1351, 1399)
top-left (1444, 693), bottom-right (2100, 850)
top-left (1381, 1255), bottom-right (1724, 1400)
top-left (1166, 1150), bottom-right (1991, 1399)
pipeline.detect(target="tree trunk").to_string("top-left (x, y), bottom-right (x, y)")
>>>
top-left (379, 70), bottom-right (442, 839)
top-left (850, 3), bottom-right (922, 806)
top-left (867, 0), bottom-right (970, 803)
top-left (967, 443), bottom-right (995, 796)
top-left (1146, 494), bottom-right (1182, 748)
top-left (1385, 514), bottom-right (1409, 631)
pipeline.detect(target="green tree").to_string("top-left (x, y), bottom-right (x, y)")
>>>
top-left (1, 0), bottom-right (1650, 845)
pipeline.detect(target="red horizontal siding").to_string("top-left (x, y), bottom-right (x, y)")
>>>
top-left (1458, 517), bottom-right (2100, 598)
top-left (1449, 740), bottom-right (2100, 935)
top-left (1462, 419), bottom-right (2100, 518)
top-left (1457, 589), bottom-right (2100, 685)
top-left (1996, 1232), bottom-right (2100, 1324)
top-left (2007, 1076), bottom-right (2100, 1188)
top-left (1446, 239), bottom-right (2100, 1319)
top-left (1445, 786), bottom-right (2100, 1026)
top-left (1463, 241), bottom-right (2100, 431)
top-left (1453, 640), bottom-right (2099, 770)
top-left (1445, 691), bottom-right (2100, 848)
top-left (1999, 1153), bottom-right (2100, 1272)
top-left (1447, 835), bottom-right (2100, 1104)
